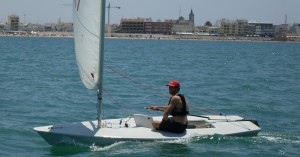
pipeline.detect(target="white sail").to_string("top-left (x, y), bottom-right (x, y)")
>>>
top-left (73, 0), bottom-right (105, 89)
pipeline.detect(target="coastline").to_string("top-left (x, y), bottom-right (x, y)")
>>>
top-left (1, 32), bottom-right (299, 42)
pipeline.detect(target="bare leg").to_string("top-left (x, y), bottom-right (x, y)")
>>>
top-left (152, 120), bottom-right (161, 129)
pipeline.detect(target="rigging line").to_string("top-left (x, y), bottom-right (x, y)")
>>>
top-left (104, 64), bottom-right (223, 115)
top-left (102, 87), bottom-right (133, 115)
top-left (104, 64), bottom-right (168, 97)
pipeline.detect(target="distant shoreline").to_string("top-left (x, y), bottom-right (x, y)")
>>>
top-left (1, 32), bottom-right (300, 43)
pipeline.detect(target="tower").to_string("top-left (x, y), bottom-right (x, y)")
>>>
top-left (285, 14), bottom-right (287, 25)
top-left (189, 9), bottom-right (194, 27)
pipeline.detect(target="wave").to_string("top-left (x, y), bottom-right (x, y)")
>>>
top-left (257, 132), bottom-right (300, 144)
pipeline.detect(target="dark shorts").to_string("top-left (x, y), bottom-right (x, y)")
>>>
top-left (159, 117), bottom-right (187, 133)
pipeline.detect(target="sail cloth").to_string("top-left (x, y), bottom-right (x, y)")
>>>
top-left (73, 0), bottom-right (104, 89)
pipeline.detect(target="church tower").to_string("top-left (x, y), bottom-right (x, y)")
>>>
top-left (189, 9), bottom-right (195, 27)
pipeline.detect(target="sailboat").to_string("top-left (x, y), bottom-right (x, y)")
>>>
top-left (33, 0), bottom-right (261, 146)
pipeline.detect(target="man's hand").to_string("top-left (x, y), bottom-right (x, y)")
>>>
top-left (150, 106), bottom-right (158, 111)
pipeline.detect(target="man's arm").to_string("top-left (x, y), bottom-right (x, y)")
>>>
top-left (150, 106), bottom-right (167, 111)
top-left (163, 96), bottom-right (180, 120)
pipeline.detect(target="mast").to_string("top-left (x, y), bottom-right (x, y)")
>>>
top-left (97, 0), bottom-right (106, 128)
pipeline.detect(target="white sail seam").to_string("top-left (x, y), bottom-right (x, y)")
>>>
top-left (74, 11), bottom-right (100, 38)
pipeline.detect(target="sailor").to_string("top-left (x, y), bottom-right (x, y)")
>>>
top-left (150, 80), bottom-right (189, 133)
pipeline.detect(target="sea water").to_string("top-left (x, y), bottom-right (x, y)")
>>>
top-left (0, 37), bottom-right (299, 156)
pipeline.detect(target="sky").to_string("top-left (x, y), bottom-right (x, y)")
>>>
top-left (0, 0), bottom-right (299, 26)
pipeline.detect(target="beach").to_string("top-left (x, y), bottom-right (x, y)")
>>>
top-left (1, 32), bottom-right (300, 42)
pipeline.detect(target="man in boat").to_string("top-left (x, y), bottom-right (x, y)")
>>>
top-left (150, 80), bottom-right (189, 133)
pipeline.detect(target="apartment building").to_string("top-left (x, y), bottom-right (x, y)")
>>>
top-left (220, 19), bottom-right (249, 36)
top-left (144, 22), bottom-right (172, 35)
top-left (119, 18), bottom-right (145, 33)
top-left (249, 21), bottom-right (275, 37)
top-left (220, 19), bottom-right (275, 37)
top-left (8, 15), bottom-right (19, 31)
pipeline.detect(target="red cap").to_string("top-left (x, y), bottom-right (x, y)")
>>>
top-left (166, 80), bottom-right (180, 87)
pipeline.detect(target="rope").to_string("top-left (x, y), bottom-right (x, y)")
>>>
top-left (103, 87), bottom-right (132, 115)
top-left (104, 64), bottom-right (168, 97)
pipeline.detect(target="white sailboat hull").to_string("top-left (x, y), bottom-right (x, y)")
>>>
top-left (34, 114), bottom-right (260, 146)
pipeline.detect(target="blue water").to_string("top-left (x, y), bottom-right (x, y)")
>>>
top-left (0, 37), bottom-right (300, 156)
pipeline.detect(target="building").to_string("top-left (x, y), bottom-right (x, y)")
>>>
top-left (144, 22), bottom-right (172, 35)
top-left (165, 19), bottom-right (193, 34)
top-left (248, 21), bottom-right (275, 37)
top-left (117, 10), bottom-right (195, 34)
top-left (220, 19), bottom-right (275, 37)
top-left (8, 15), bottom-right (19, 31)
top-left (220, 19), bottom-right (237, 36)
top-left (118, 19), bottom-right (172, 34)
top-left (194, 26), bottom-right (220, 36)
top-left (220, 19), bottom-right (250, 36)
top-left (0, 23), bottom-right (5, 32)
top-left (233, 19), bottom-right (251, 36)
top-left (46, 22), bottom-right (73, 32)
top-left (164, 10), bottom-right (195, 34)
top-left (118, 18), bottom-right (173, 35)
top-left (119, 18), bottom-right (145, 33)
top-left (44, 23), bottom-right (55, 32)
top-left (290, 23), bottom-right (300, 36)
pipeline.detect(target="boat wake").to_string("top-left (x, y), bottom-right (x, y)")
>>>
top-left (89, 141), bottom-right (156, 154)
top-left (48, 132), bottom-right (300, 156)
top-left (90, 141), bottom-right (125, 152)
top-left (257, 132), bottom-right (300, 144)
